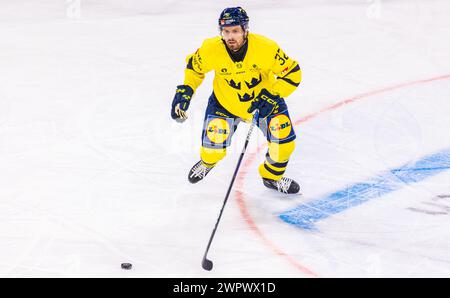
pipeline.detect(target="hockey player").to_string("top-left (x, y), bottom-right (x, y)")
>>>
top-left (171, 7), bottom-right (301, 194)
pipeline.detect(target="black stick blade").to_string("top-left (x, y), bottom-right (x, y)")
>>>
top-left (202, 258), bottom-right (213, 271)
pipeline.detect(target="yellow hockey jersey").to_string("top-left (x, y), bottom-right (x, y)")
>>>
top-left (183, 33), bottom-right (301, 121)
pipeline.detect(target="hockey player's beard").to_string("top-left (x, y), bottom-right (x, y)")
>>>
top-left (225, 38), bottom-right (245, 52)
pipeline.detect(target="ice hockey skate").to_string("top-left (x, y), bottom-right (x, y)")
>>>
top-left (262, 177), bottom-right (300, 194)
top-left (188, 160), bottom-right (215, 184)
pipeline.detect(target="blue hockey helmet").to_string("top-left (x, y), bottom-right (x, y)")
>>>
top-left (218, 7), bottom-right (249, 31)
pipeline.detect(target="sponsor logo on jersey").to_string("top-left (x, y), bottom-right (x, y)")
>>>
top-left (206, 118), bottom-right (231, 143)
top-left (193, 53), bottom-right (202, 71)
top-left (250, 64), bottom-right (260, 73)
top-left (269, 114), bottom-right (292, 139)
top-left (215, 111), bottom-right (229, 117)
top-left (219, 67), bottom-right (231, 75)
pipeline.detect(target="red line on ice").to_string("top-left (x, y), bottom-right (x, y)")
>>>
top-left (235, 73), bottom-right (450, 277)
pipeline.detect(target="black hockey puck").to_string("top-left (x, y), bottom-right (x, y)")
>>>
top-left (121, 263), bottom-right (132, 270)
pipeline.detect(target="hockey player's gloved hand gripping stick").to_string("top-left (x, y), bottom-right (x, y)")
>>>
top-left (201, 110), bottom-right (260, 271)
top-left (248, 88), bottom-right (281, 119)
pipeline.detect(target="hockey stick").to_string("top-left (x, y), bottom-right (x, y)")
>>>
top-left (202, 110), bottom-right (260, 271)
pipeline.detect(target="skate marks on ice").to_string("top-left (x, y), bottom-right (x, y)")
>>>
top-left (407, 194), bottom-right (450, 216)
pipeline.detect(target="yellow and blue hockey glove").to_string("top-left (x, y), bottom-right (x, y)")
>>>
top-left (171, 85), bottom-right (194, 123)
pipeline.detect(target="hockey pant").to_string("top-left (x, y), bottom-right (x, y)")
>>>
top-left (200, 93), bottom-right (296, 181)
